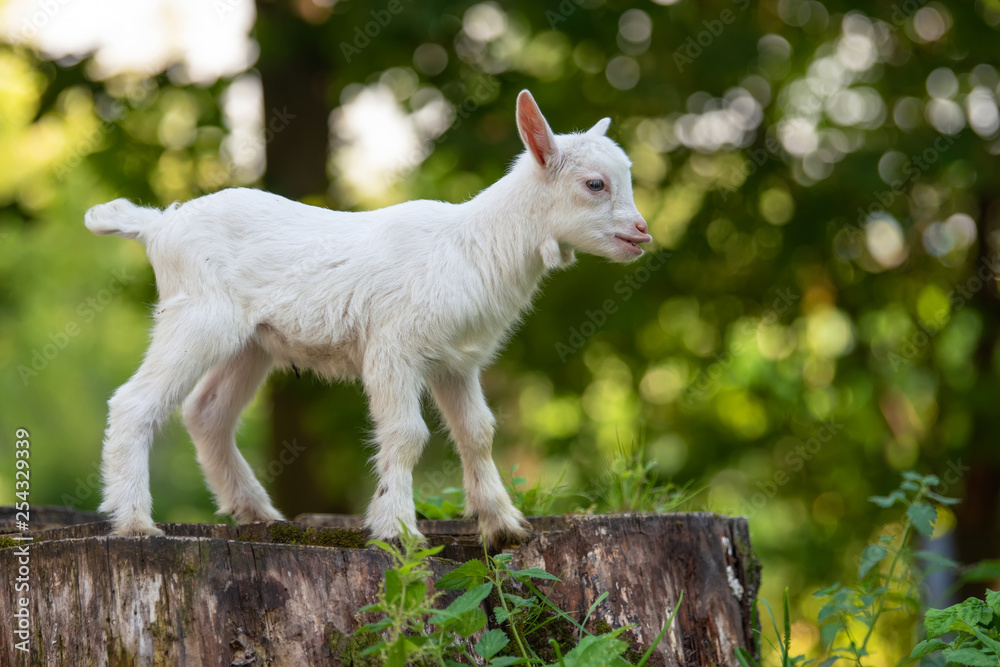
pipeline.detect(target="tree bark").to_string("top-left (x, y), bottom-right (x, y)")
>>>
top-left (1, 507), bottom-right (759, 666)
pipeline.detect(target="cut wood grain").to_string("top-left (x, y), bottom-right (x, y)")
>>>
top-left (0, 508), bottom-right (759, 666)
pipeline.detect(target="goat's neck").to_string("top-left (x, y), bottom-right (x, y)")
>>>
top-left (461, 168), bottom-right (558, 297)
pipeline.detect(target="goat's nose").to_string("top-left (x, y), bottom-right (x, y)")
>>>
top-left (634, 217), bottom-right (649, 235)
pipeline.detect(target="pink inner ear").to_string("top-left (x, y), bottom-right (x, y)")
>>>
top-left (518, 99), bottom-right (553, 167)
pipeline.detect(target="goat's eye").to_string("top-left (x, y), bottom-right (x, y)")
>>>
top-left (586, 179), bottom-right (605, 192)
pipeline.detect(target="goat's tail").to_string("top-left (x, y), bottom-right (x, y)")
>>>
top-left (84, 199), bottom-right (163, 242)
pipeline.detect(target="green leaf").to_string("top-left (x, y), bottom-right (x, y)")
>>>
top-left (494, 605), bottom-right (511, 625)
top-left (970, 626), bottom-right (1000, 657)
top-left (451, 606), bottom-right (488, 637)
top-left (385, 637), bottom-right (407, 667)
top-left (909, 638), bottom-right (949, 659)
top-left (504, 593), bottom-right (535, 608)
top-left (924, 606), bottom-right (960, 638)
top-left (358, 641), bottom-right (386, 657)
top-left (734, 647), bottom-right (760, 667)
top-left (927, 491), bottom-right (961, 505)
top-left (942, 647), bottom-right (997, 667)
top-left (869, 490), bottom-right (905, 508)
top-left (956, 598), bottom-right (992, 629)
top-left (986, 589), bottom-right (1000, 614)
top-left (475, 628), bottom-right (510, 661)
top-left (782, 589), bottom-right (791, 660)
top-left (403, 579), bottom-right (426, 611)
top-left (489, 658), bottom-right (528, 667)
top-left (558, 633), bottom-right (629, 666)
top-left (384, 569), bottom-right (402, 606)
top-left (493, 553), bottom-right (514, 566)
top-left (817, 603), bottom-right (838, 624)
top-left (436, 559), bottom-right (489, 591)
top-left (581, 591), bottom-right (609, 636)
top-left (358, 617), bottom-right (393, 633)
top-left (429, 583), bottom-right (493, 624)
top-left (858, 545), bottom-right (888, 579)
top-left (907, 503), bottom-right (937, 537)
top-left (915, 550), bottom-right (959, 571)
top-left (637, 590), bottom-right (683, 667)
top-left (411, 545), bottom-right (445, 560)
top-left (963, 561), bottom-right (1000, 583)
top-left (511, 567), bottom-right (561, 582)
top-left (735, 648), bottom-right (762, 667)
top-left (367, 539), bottom-right (397, 555)
top-left (820, 619), bottom-right (842, 647)
top-left (813, 582), bottom-right (841, 598)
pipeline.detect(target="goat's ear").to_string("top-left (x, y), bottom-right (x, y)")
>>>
top-left (516, 90), bottom-right (558, 168)
top-left (588, 117), bottom-right (611, 136)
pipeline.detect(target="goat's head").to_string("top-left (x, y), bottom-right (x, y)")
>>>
top-left (515, 90), bottom-right (653, 264)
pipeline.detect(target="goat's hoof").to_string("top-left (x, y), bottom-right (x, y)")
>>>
top-left (227, 506), bottom-right (286, 523)
top-left (481, 515), bottom-right (532, 551)
top-left (111, 519), bottom-right (165, 537)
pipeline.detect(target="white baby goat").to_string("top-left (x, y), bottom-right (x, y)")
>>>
top-left (86, 90), bottom-right (652, 547)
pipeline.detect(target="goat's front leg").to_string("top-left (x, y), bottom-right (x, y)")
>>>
top-left (430, 371), bottom-right (530, 548)
top-left (363, 360), bottom-right (430, 543)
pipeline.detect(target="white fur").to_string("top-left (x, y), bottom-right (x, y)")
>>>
top-left (87, 90), bottom-right (652, 546)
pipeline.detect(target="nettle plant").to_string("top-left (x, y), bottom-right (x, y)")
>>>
top-left (810, 472), bottom-right (958, 665)
top-left (909, 590), bottom-right (1000, 666)
top-left (737, 471), bottom-right (967, 667)
top-left (353, 527), bottom-right (678, 666)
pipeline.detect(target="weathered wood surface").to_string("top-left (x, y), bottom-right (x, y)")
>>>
top-left (0, 507), bottom-right (759, 666)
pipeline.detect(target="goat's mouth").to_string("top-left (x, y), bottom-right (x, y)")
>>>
top-left (614, 233), bottom-right (651, 256)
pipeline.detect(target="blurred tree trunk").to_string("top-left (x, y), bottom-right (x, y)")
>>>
top-left (953, 195), bottom-right (1000, 600)
top-left (256, 0), bottom-right (354, 516)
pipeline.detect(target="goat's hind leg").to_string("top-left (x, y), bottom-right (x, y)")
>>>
top-left (99, 303), bottom-right (244, 535)
top-left (183, 340), bottom-right (284, 524)
top-left (430, 371), bottom-right (530, 548)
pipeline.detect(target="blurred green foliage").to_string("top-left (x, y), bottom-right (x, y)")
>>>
top-left (3, 0), bottom-right (1000, 663)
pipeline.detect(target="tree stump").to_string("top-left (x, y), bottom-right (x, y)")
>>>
top-left (0, 507), bottom-right (759, 666)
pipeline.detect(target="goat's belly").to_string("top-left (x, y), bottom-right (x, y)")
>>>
top-left (254, 323), bottom-right (362, 379)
